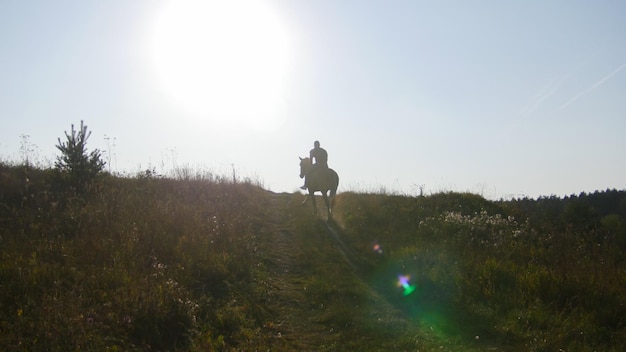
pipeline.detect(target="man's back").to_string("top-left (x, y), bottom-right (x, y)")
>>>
top-left (310, 147), bottom-right (328, 167)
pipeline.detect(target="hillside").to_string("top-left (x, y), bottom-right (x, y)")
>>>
top-left (1, 163), bottom-right (625, 351)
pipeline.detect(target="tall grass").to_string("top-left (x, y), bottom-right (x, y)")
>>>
top-left (2, 160), bottom-right (625, 351)
top-left (0, 162), bottom-right (271, 350)
top-left (332, 191), bottom-right (626, 350)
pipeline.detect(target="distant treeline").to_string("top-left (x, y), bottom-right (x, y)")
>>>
top-left (502, 189), bottom-right (626, 238)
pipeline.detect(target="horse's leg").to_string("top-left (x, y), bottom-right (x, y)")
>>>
top-left (322, 191), bottom-right (331, 217)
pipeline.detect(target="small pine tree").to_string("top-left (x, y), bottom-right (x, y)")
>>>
top-left (55, 121), bottom-right (106, 192)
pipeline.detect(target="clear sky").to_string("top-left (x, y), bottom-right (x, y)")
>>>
top-left (1, 0), bottom-right (625, 199)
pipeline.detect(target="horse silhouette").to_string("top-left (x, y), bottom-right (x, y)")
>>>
top-left (299, 157), bottom-right (339, 218)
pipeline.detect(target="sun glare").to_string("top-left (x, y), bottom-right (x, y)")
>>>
top-left (152, 0), bottom-right (291, 130)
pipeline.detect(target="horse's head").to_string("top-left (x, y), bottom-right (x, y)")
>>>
top-left (299, 157), bottom-right (312, 178)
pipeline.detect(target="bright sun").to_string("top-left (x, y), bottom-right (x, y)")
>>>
top-left (152, 0), bottom-right (291, 130)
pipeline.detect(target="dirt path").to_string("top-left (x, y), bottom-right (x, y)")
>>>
top-left (258, 193), bottom-right (337, 351)
top-left (252, 192), bottom-right (523, 351)
top-left (256, 193), bottom-right (435, 351)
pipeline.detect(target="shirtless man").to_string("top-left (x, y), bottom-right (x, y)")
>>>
top-left (301, 140), bottom-right (328, 190)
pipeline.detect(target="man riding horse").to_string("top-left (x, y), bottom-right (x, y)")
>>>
top-left (299, 141), bottom-right (339, 218)
top-left (301, 140), bottom-right (328, 190)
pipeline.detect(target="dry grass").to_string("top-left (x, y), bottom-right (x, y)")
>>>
top-left (1, 161), bottom-right (625, 351)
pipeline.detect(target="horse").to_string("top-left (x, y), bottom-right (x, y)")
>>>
top-left (299, 157), bottom-right (339, 218)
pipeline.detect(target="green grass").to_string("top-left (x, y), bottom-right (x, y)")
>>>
top-left (1, 161), bottom-right (625, 351)
top-left (333, 191), bottom-right (626, 351)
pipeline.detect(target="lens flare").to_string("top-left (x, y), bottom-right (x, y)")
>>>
top-left (397, 274), bottom-right (416, 296)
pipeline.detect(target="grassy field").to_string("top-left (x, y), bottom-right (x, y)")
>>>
top-left (1, 162), bottom-right (625, 351)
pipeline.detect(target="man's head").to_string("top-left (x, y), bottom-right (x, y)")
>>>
top-left (314, 140), bottom-right (320, 148)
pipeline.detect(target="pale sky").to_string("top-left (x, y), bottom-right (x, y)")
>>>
top-left (1, 0), bottom-right (625, 199)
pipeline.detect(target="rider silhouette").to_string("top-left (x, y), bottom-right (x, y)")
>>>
top-left (301, 140), bottom-right (328, 190)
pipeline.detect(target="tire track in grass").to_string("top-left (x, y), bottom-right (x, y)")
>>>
top-left (257, 193), bottom-right (337, 351)
top-left (259, 193), bottom-right (456, 351)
